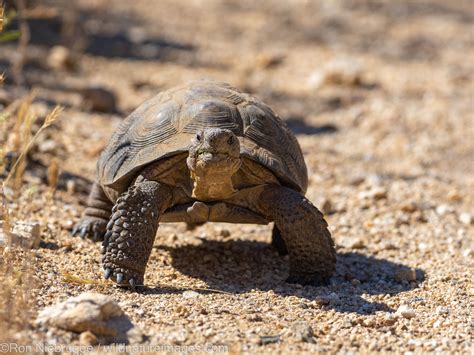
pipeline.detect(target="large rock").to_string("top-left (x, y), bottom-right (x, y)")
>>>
top-left (36, 292), bottom-right (143, 344)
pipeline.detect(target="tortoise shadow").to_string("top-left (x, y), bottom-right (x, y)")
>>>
top-left (147, 239), bottom-right (424, 315)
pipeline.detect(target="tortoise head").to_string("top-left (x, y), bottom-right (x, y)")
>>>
top-left (187, 128), bottom-right (241, 200)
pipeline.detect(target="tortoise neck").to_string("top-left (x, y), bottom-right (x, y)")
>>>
top-left (187, 156), bottom-right (241, 201)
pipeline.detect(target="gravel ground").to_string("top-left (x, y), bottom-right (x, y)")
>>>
top-left (0, 0), bottom-right (473, 353)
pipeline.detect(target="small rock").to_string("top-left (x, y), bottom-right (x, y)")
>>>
top-left (79, 331), bottom-right (98, 345)
top-left (314, 296), bottom-right (330, 306)
top-left (47, 45), bottom-right (77, 71)
top-left (400, 202), bottom-right (418, 213)
top-left (314, 293), bottom-right (340, 306)
top-left (396, 305), bottom-right (416, 319)
top-left (219, 228), bottom-right (231, 238)
top-left (182, 290), bottom-right (200, 299)
top-left (351, 279), bottom-right (361, 286)
top-left (458, 212), bottom-right (472, 225)
top-left (462, 248), bottom-right (474, 258)
top-left (321, 198), bottom-right (333, 215)
top-left (36, 292), bottom-right (142, 343)
top-left (260, 335), bottom-right (280, 345)
top-left (255, 52), bottom-right (284, 69)
top-left (0, 221), bottom-right (41, 249)
top-left (38, 139), bottom-right (59, 154)
top-left (447, 190), bottom-right (462, 201)
top-left (80, 87), bottom-right (117, 113)
top-left (348, 238), bottom-right (365, 249)
top-left (436, 306), bottom-right (450, 315)
top-left (436, 204), bottom-right (453, 216)
top-left (340, 237), bottom-right (365, 249)
top-left (395, 268), bottom-right (417, 282)
top-left (358, 187), bottom-right (388, 200)
top-left (308, 58), bottom-right (364, 89)
top-left (287, 321), bottom-right (316, 343)
top-left (247, 314), bottom-right (262, 322)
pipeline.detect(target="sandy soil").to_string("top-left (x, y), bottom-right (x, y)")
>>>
top-left (0, 0), bottom-right (473, 353)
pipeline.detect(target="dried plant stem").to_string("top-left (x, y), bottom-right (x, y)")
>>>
top-left (3, 105), bottom-right (63, 196)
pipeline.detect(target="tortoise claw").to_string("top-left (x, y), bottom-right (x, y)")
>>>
top-left (80, 228), bottom-right (87, 239)
top-left (104, 268), bottom-right (112, 280)
top-left (129, 278), bottom-right (136, 290)
top-left (116, 273), bottom-right (124, 284)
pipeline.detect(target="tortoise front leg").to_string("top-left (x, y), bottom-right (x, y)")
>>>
top-left (102, 179), bottom-right (172, 289)
top-left (72, 182), bottom-right (113, 241)
top-left (256, 185), bottom-right (336, 286)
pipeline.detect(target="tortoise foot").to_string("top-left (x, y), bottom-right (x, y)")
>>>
top-left (72, 217), bottom-right (107, 242)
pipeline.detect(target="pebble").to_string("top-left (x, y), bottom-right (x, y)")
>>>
top-left (462, 249), bottom-right (474, 257)
top-left (400, 202), bottom-right (418, 213)
top-left (287, 321), bottom-right (316, 343)
top-left (394, 268), bottom-right (417, 282)
top-left (182, 290), bottom-right (201, 299)
top-left (358, 187), bottom-right (388, 200)
top-left (458, 213), bottom-right (472, 225)
top-left (340, 237), bottom-right (365, 249)
top-left (436, 204), bottom-right (453, 216)
top-left (436, 306), bottom-right (450, 315)
top-left (321, 198), bottom-right (333, 214)
top-left (36, 292), bottom-right (142, 343)
top-left (396, 305), bottom-right (416, 319)
top-left (47, 45), bottom-right (77, 71)
top-left (260, 335), bottom-right (280, 345)
top-left (38, 139), bottom-right (59, 154)
top-left (308, 58), bottom-right (364, 89)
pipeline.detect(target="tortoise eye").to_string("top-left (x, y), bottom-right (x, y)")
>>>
top-left (196, 133), bottom-right (202, 141)
top-left (227, 136), bottom-right (234, 145)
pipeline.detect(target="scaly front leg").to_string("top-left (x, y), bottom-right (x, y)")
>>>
top-left (102, 179), bottom-right (172, 289)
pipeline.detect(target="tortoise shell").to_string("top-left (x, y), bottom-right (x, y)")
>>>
top-left (97, 79), bottom-right (308, 193)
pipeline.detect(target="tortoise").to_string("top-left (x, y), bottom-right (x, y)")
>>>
top-left (72, 79), bottom-right (336, 289)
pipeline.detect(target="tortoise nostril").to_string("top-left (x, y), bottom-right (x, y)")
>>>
top-left (227, 136), bottom-right (234, 145)
top-left (196, 133), bottom-right (202, 141)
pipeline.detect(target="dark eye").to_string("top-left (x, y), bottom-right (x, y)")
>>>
top-left (196, 133), bottom-right (202, 141)
top-left (227, 136), bottom-right (234, 145)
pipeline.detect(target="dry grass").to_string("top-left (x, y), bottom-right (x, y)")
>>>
top-left (0, 3), bottom-right (63, 342)
top-left (0, 102), bottom-right (62, 342)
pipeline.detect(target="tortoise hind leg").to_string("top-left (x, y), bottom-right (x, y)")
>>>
top-left (72, 183), bottom-right (113, 241)
top-left (255, 185), bottom-right (336, 286)
top-left (102, 179), bottom-right (172, 289)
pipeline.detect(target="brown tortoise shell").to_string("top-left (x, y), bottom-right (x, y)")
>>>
top-left (97, 79), bottom-right (308, 194)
